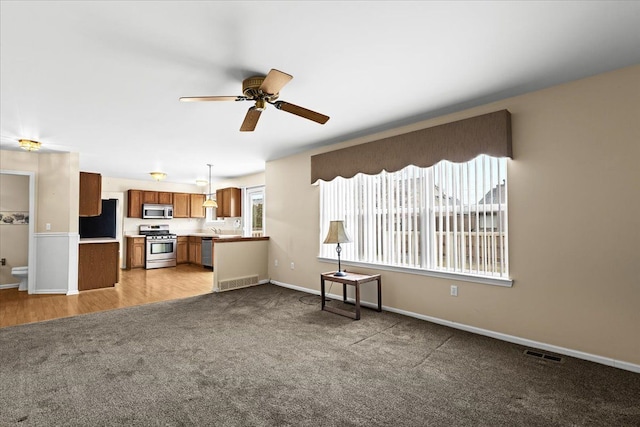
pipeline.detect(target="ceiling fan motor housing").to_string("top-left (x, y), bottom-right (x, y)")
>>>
top-left (242, 76), bottom-right (279, 101)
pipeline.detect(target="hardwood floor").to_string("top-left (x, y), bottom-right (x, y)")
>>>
top-left (0, 264), bottom-right (213, 328)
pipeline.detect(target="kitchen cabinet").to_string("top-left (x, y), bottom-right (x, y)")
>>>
top-left (215, 187), bottom-right (241, 218)
top-left (177, 236), bottom-right (189, 264)
top-left (143, 191), bottom-right (158, 204)
top-left (79, 172), bottom-right (102, 217)
top-left (189, 194), bottom-right (206, 218)
top-left (127, 190), bottom-right (202, 218)
top-left (188, 236), bottom-right (201, 265)
top-left (78, 242), bottom-right (119, 290)
top-left (173, 193), bottom-right (190, 218)
top-left (127, 190), bottom-right (143, 218)
top-left (158, 192), bottom-right (173, 205)
top-left (126, 236), bottom-right (146, 269)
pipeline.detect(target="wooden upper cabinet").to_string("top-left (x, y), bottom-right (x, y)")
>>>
top-left (143, 191), bottom-right (159, 204)
top-left (127, 190), bottom-right (143, 218)
top-left (79, 172), bottom-right (102, 217)
top-left (189, 194), bottom-right (206, 218)
top-left (173, 193), bottom-right (190, 218)
top-left (216, 187), bottom-right (241, 217)
top-left (158, 192), bottom-right (173, 205)
top-left (127, 190), bottom-right (202, 218)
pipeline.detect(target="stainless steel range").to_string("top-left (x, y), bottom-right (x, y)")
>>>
top-left (139, 224), bottom-right (177, 269)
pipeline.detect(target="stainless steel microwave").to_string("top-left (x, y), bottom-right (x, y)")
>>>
top-left (142, 204), bottom-right (173, 219)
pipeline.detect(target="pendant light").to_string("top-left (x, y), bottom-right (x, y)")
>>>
top-left (202, 164), bottom-right (218, 208)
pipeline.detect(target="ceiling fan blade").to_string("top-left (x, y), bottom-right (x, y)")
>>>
top-left (259, 69), bottom-right (293, 95)
top-left (179, 96), bottom-right (246, 102)
top-left (274, 101), bottom-right (330, 124)
top-left (240, 107), bottom-right (262, 132)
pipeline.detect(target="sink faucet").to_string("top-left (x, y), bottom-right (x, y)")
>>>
top-left (209, 227), bottom-right (221, 234)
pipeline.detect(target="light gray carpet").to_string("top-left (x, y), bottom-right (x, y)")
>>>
top-left (1, 284), bottom-right (639, 426)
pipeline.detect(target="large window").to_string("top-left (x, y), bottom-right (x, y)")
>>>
top-left (319, 155), bottom-right (509, 281)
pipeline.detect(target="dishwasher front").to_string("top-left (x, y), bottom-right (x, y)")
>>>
top-left (201, 238), bottom-right (213, 268)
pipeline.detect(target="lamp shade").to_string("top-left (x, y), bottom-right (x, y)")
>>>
top-left (202, 198), bottom-right (218, 208)
top-left (323, 220), bottom-right (352, 244)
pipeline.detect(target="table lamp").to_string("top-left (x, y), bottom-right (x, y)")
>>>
top-left (323, 220), bottom-right (352, 276)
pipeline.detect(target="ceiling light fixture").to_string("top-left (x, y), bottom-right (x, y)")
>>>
top-left (195, 179), bottom-right (208, 187)
top-left (150, 172), bottom-right (167, 181)
top-left (18, 139), bottom-right (41, 152)
top-left (202, 164), bottom-right (218, 208)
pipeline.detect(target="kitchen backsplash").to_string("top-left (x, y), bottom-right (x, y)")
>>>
top-left (123, 216), bottom-right (242, 236)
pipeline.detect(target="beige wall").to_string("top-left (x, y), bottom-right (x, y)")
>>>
top-left (37, 153), bottom-right (79, 233)
top-left (1, 150), bottom-right (79, 233)
top-left (212, 171), bottom-right (265, 191)
top-left (0, 174), bottom-right (29, 284)
top-left (213, 239), bottom-right (269, 289)
top-left (265, 65), bottom-right (640, 366)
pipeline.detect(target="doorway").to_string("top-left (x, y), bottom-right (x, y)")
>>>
top-left (0, 171), bottom-right (35, 292)
top-left (244, 185), bottom-right (265, 237)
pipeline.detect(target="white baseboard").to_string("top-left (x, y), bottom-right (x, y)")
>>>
top-left (0, 283), bottom-right (19, 290)
top-left (270, 280), bottom-right (640, 374)
top-left (33, 289), bottom-right (69, 294)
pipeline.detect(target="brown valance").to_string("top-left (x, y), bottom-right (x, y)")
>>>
top-left (311, 109), bottom-right (512, 183)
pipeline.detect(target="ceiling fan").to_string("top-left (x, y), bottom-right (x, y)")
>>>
top-left (180, 69), bottom-right (330, 132)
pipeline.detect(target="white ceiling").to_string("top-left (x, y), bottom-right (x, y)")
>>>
top-left (2, 1), bottom-right (639, 184)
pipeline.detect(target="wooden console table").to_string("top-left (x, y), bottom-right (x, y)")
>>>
top-left (320, 271), bottom-right (382, 320)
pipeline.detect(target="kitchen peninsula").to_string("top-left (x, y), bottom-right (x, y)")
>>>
top-left (179, 233), bottom-right (269, 292)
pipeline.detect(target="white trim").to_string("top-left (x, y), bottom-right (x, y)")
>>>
top-left (0, 283), bottom-right (19, 289)
top-left (34, 232), bottom-right (79, 294)
top-left (243, 185), bottom-right (265, 237)
top-left (0, 169), bottom-right (36, 294)
top-left (317, 257), bottom-right (513, 287)
top-left (270, 279), bottom-right (639, 374)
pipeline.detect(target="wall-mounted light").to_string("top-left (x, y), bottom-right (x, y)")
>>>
top-left (150, 172), bottom-right (167, 181)
top-left (18, 139), bottom-right (41, 151)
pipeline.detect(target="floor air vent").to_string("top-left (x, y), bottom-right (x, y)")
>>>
top-left (217, 275), bottom-right (260, 292)
top-left (524, 349), bottom-right (564, 363)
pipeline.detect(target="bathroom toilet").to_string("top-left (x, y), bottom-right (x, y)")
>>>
top-left (11, 266), bottom-right (28, 291)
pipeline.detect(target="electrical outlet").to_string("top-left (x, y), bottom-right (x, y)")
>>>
top-left (290, 262), bottom-right (295, 270)
top-left (46, 223), bottom-right (51, 231)
top-left (274, 259), bottom-right (278, 267)
top-left (450, 285), bottom-right (458, 297)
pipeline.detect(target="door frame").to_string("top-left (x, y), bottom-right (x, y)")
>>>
top-left (0, 169), bottom-right (36, 293)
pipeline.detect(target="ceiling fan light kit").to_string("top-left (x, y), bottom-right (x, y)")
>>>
top-left (180, 69), bottom-right (330, 132)
top-left (18, 139), bottom-right (41, 151)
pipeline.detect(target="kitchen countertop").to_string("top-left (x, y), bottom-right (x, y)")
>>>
top-left (124, 233), bottom-right (267, 242)
top-left (206, 236), bottom-right (269, 243)
top-left (79, 238), bottom-right (119, 244)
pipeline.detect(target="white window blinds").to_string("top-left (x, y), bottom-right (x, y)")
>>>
top-left (319, 155), bottom-right (509, 278)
